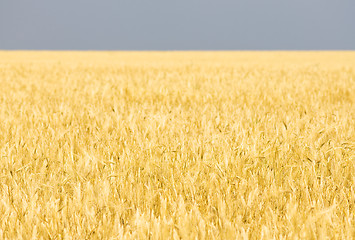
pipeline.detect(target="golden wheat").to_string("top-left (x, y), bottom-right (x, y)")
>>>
top-left (0, 51), bottom-right (354, 239)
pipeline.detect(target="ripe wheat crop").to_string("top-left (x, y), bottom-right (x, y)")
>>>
top-left (0, 51), bottom-right (354, 239)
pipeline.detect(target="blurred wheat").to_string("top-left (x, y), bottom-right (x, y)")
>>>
top-left (0, 51), bottom-right (354, 239)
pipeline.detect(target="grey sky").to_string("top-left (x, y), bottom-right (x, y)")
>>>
top-left (0, 0), bottom-right (354, 50)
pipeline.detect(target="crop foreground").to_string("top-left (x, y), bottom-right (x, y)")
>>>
top-left (0, 52), bottom-right (355, 239)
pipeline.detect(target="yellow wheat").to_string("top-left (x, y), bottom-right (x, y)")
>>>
top-left (0, 51), bottom-right (354, 239)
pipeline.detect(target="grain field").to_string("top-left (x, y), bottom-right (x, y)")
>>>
top-left (0, 51), bottom-right (354, 239)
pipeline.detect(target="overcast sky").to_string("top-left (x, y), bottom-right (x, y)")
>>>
top-left (0, 0), bottom-right (354, 50)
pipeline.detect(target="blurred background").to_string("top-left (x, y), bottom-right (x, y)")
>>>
top-left (0, 0), bottom-right (354, 50)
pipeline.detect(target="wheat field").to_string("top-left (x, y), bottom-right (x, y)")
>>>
top-left (0, 51), bottom-right (354, 239)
